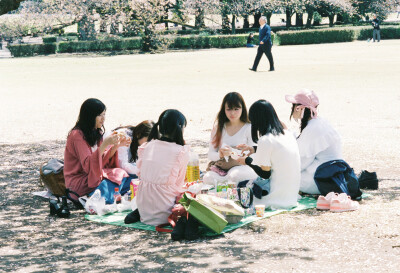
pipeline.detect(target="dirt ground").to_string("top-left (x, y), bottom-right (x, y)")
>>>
top-left (0, 40), bottom-right (400, 272)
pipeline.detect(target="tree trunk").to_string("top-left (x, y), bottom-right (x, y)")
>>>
top-left (286, 7), bottom-right (292, 28)
top-left (306, 9), bottom-right (313, 28)
top-left (222, 13), bottom-right (230, 30)
top-left (336, 13), bottom-right (343, 24)
top-left (78, 15), bottom-right (96, 40)
top-left (253, 12), bottom-right (261, 28)
top-left (266, 12), bottom-right (272, 26)
top-left (243, 15), bottom-right (250, 29)
top-left (110, 21), bottom-right (119, 34)
top-left (295, 13), bottom-right (303, 27)
top-left (195, 8), bottom-right (205, 28)
top-left (99, 16), bottom-right (107, 33)
top-left (231, 15), bottom-right (236, 34)
top-left (328, 14), bottom-right (335, 27)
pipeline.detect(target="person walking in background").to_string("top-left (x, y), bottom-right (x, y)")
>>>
top-left (249, 16), bottom-right (274, 72)
top-left (246, 32), bottom-right (255, 47)
top-left (372, 15), bottom-right (381, 42)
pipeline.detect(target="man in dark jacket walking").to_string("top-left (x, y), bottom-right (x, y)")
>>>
top-left (249, 16), bottom-right (274, 72)
top-left (372, 15), bottom-right (380, 42)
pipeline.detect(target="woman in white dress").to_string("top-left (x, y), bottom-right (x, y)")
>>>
top-left (104, 120), bottom-right (154, 176)
top-left (285, 89), bottom-right (343, 194)
top-left (237, 100), bottom-right (301, 209)
top-left (203, 92), bottom-right (257, 186)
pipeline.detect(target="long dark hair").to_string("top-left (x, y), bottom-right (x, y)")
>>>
top-left (290, 104), bottom-right (313, 134)
top-left (249, 100), bottom-right (284, 143)
top-left (148, 109), bottom-right (187, 146)
top-left (70, 98), bottom-right (106, 147)
top-left (212, 92), bottom-right (249, 148)
top-left (113, 120), bottom-right (154, 162)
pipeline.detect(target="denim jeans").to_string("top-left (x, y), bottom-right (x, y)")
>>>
top-left (89, 175), bottom-right (137, 204)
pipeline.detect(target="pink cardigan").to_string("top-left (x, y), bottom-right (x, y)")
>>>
top-left (136, 140), bottom-right (190, 225)
top-left (64, 129), bottom-right (128, 198)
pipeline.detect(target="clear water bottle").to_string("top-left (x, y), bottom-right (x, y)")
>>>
top-left (113, 187), bottom-right (121, 204)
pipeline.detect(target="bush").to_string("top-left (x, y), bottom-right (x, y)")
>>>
top-left (42, 36), bottom-right (57, 43)
top-left (313, 12), bottom-right (322, 26)
top-left (380, 26), bottom-right (400, 39)
top-left (170, 34), bottom-right (263, 49)
top-left (7, 43), bottom-right (56, 57)
top-left (275, 25), bottom-right (400, 45)
top-left (276, 27), bottom-right (360, 45)
top-left (65, 32), bottom-right (78, 37)
top-left (57, 37), bottom-right (142, 53)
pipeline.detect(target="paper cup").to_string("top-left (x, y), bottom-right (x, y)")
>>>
top-left (255, 205), bottom-right (265, 217)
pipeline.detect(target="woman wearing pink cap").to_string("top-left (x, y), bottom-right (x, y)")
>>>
top-left (285, 89), bottom-right (343, 194)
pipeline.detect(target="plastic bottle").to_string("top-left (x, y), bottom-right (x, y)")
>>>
top-left (113, 187), bottom-right (121, 204)
top-left (185, 152), bottom-right (200, 182)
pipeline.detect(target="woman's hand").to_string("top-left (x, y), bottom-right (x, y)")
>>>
top-left (219, 146), bottom-right (232, 158)
top-left (236, 144), bottom-right (255, 155)
top-left (236, 156), bottom-right (247, 165)
top-left (103, 133), bottom-right (120, 147)
top-left (117, 134), bottom-right (131, 148)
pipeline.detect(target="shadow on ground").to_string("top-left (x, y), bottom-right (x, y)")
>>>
top-left (1, 141), bottom-right (399, 272)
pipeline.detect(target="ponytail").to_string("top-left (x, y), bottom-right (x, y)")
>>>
top-left (300, 108), bottom-right (312, 134)
top-left (149, 110), bottom-right (186, 146)
top-left (147, 122), bottom-right (160, 142)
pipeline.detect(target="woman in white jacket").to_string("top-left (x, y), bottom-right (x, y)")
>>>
top-left (285, 89), bottom-right (343, 194)
top-left (104, 120), bottom-right (154, 176)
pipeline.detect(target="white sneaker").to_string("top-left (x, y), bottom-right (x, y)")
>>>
top-left (316, 192), bottom-right (337, 210)
top-left (330, 193), bottom-right (359, 212)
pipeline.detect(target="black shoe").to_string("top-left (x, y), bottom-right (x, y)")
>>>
top-left (58, 196), bottom-right (70, 218)
top-left (359, 170), bottom-right (377, 180)
top-left (249, 68), bottom-right (256, 72)
top-left (124, 209), bottom-right (140, 224)
top-left (171, 217), bottom-right (187, 241)
top-left (358, 170), bottom-right (378, 190)
top-left (185, 215), bottom-right (200, 241)
top-left (49, 198), bottom-right (60, 215)
top-left (49, 196), bottom-right (70, 218)
top-left (359, 179), bottom-right (379, 190)
top-left (269, 68), bottom-right (275, 71)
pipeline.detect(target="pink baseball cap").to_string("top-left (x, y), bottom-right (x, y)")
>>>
top-left (285, 89), bottom-right (319, 117)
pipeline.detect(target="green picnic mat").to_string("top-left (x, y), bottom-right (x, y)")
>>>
top-left (85, 196), bottom-right (318, 237)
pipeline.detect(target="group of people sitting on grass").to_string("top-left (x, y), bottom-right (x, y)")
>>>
top-left (64, 89), bottom-right (343, 227)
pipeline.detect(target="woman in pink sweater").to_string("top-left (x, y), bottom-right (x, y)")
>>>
top-left (64, 98), bottom-right (131, 203)
top-left (124, 109), bottom-right (190, 226)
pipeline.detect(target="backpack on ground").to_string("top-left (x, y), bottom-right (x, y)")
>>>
top-left (39, 158), bottom-right (66, 197)
top-left (314, 160), bottom-right (362, 200)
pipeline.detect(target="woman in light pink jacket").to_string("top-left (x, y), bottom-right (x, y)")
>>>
top-left (125, 109), bottom-right (190, 226)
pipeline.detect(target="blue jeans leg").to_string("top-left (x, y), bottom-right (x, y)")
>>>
top-left (89, 175), bottom-right (136, 204)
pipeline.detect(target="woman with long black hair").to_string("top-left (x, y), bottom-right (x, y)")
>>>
top-left (237, 100), bottom-right (301, 209)
top-left (128, 109), bottom-right (190, 226)
top-left (203, 92), bottom-right (257, 186)
top-left (64, 98), bottom-right (131, 203)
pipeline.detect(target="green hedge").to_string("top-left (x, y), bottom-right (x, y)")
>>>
top-left (7, 26), bottom-right (400, 57)
top-left (7, 43), bottom-right (56, 57)
top-left (170, 34), bottom-right (264, 49)
top-left (43, 36), bottom-right (57, 43)
top-left (57, 37), bottom-right (142, 53)
top-left (275, 28), bottom-right (357, 45)
top-left (275, 25), bottom-right (400, 45)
